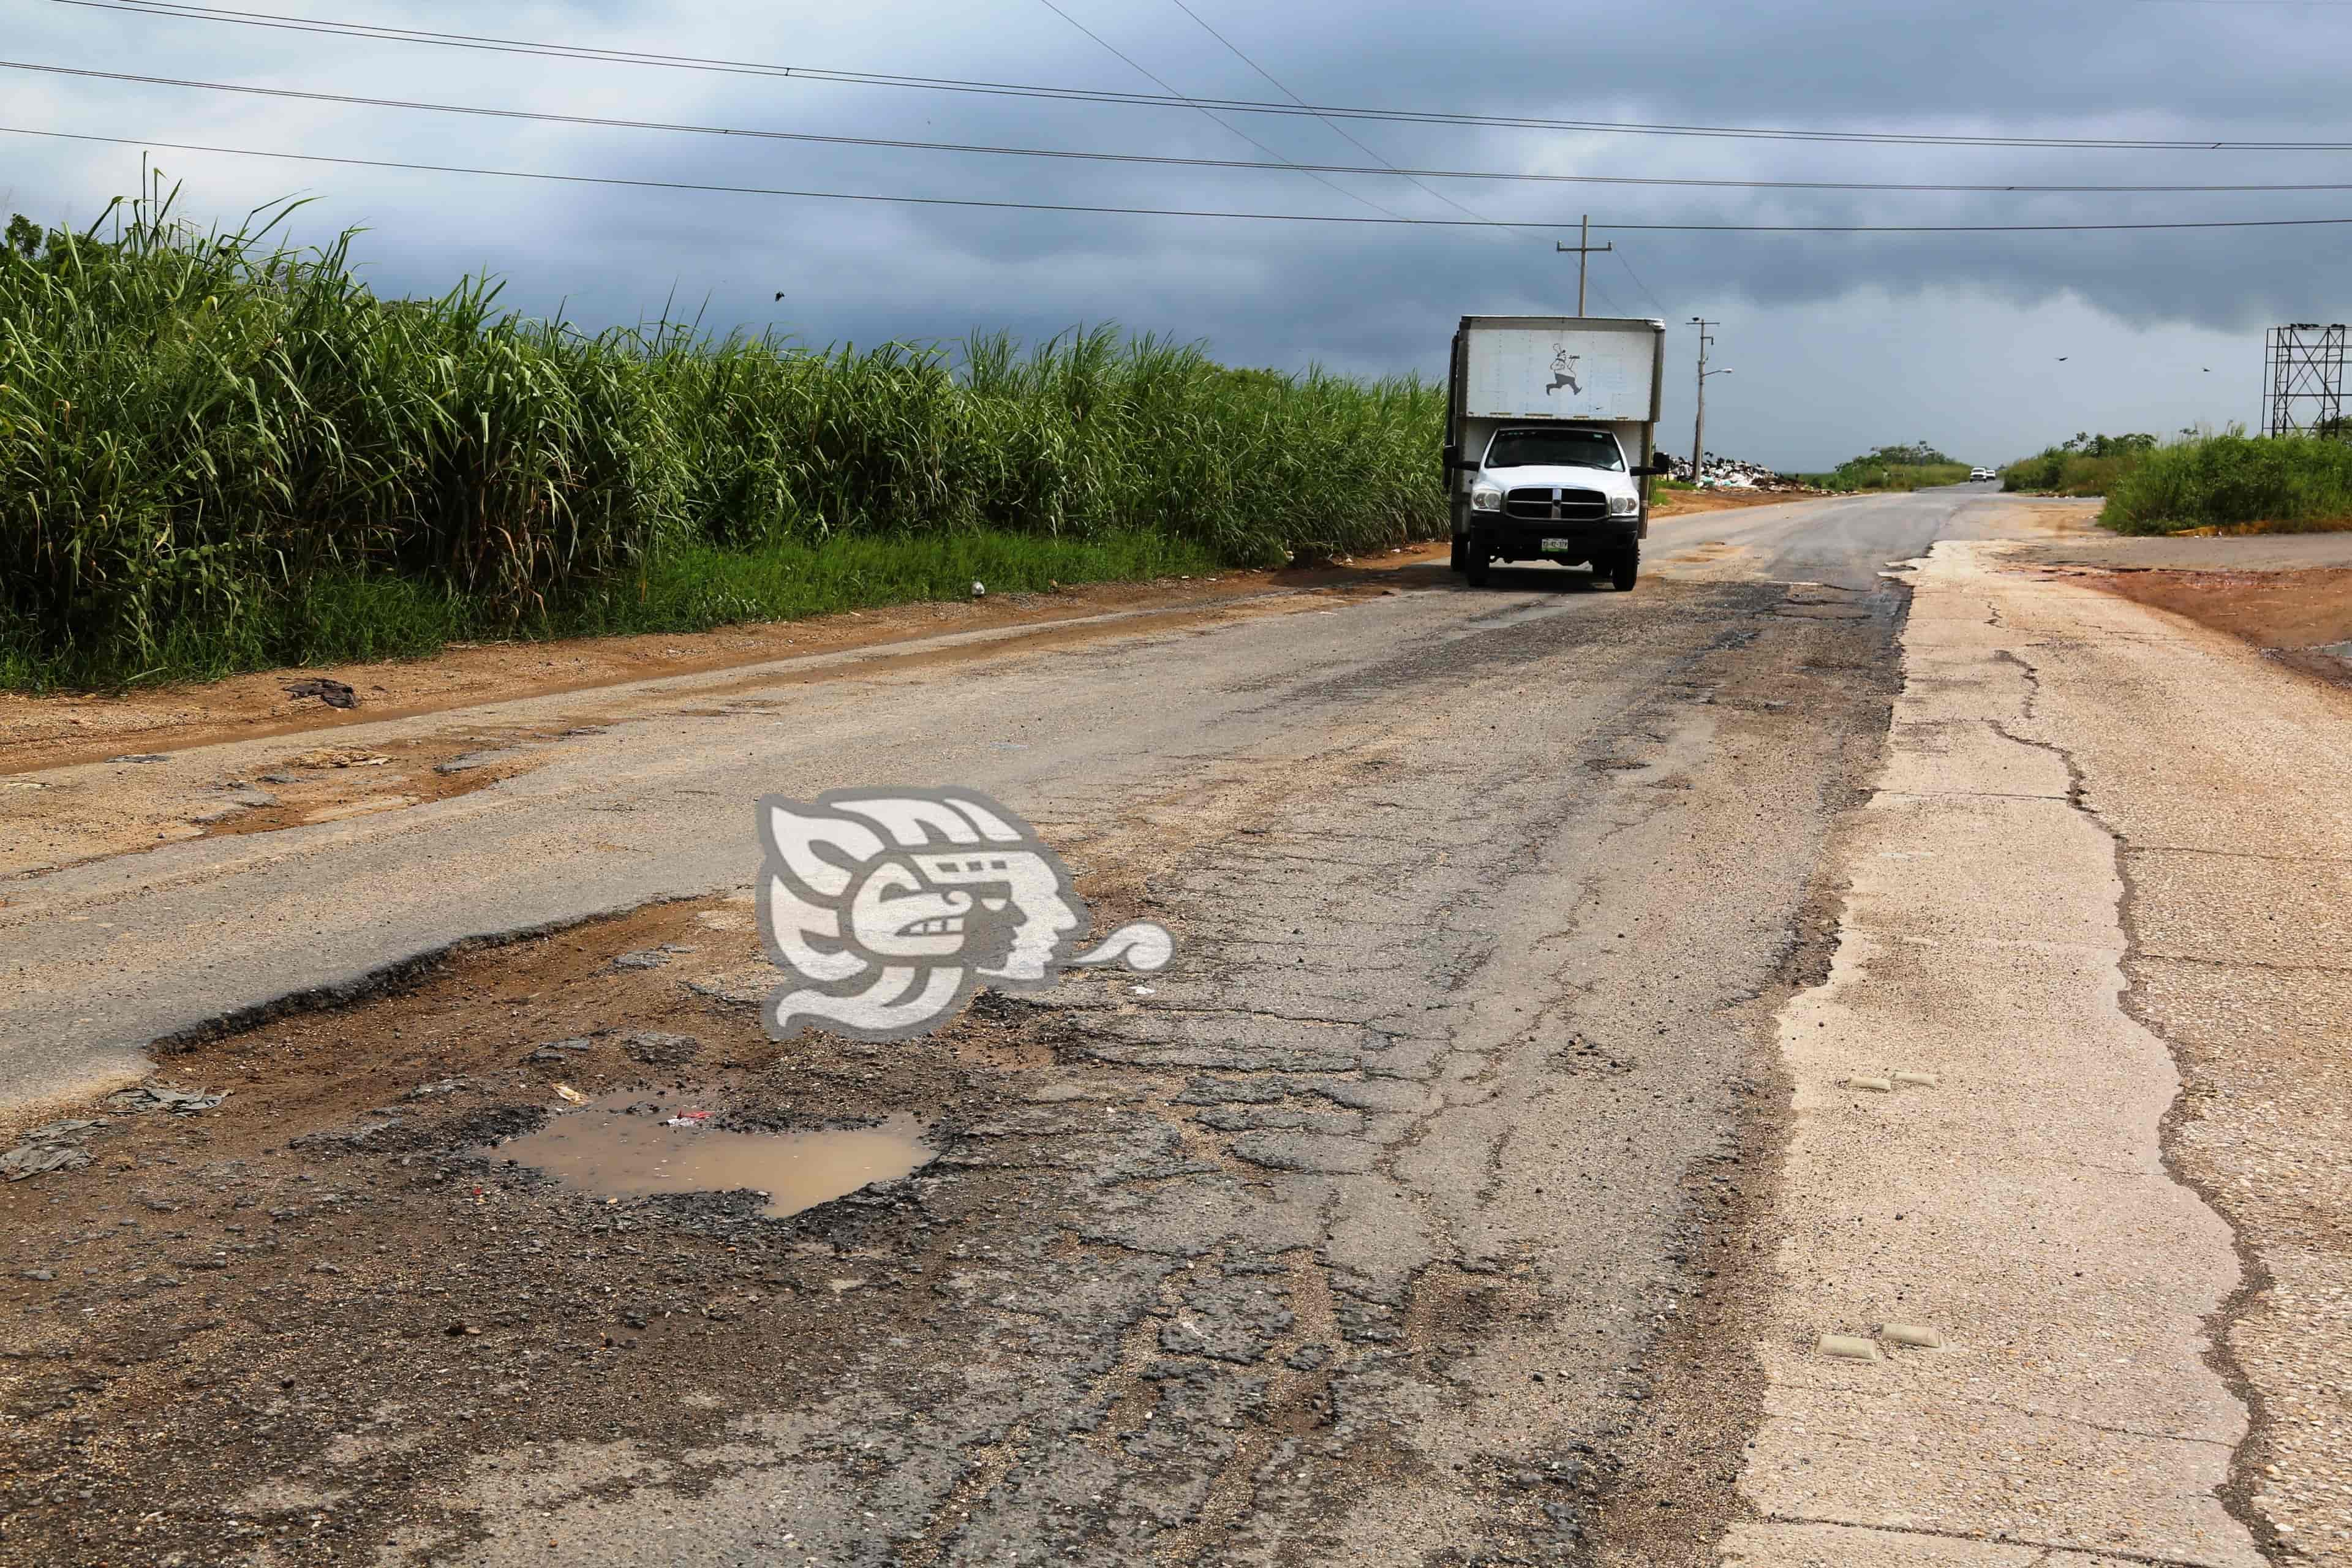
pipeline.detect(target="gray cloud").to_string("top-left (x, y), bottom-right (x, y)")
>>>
top-left (6, 0), bottom-right (2347, 466)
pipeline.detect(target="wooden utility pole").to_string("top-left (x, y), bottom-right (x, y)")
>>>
top-left (1555, 215), bottom-right (1613, 316)
top-left (1689, 318), bottom-right (1720, 483)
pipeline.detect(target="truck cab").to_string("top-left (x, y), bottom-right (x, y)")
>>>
top-left (1464, 424), bottom-right (1646, 586)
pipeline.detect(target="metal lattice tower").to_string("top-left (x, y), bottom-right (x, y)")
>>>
top-left (2264, 324), bottom-right (2346, 437)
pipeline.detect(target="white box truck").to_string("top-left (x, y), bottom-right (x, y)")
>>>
top-left (1444, 315), bottom-right (1670, 589)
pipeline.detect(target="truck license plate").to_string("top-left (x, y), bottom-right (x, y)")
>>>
top-left (1541, 537), bottom-right (1573, 551)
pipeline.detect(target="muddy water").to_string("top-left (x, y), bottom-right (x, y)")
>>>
top-left (493, 1108), bottom-right (935, 1218)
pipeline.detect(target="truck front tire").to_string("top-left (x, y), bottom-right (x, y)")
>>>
top-left (1463, 541), bottom-right (1491, 587)
top-left (1605, 544), bottom-right (1640, 592)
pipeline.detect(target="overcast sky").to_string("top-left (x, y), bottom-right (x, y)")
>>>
top-left (7, 0), bottom-right (2351, 468)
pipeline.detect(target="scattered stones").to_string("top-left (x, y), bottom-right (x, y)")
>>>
top-left (105, 1085), bottom-right (228, 1116)
top-left (612, 951), bottom-right (671, 971)
top-left (3, 1120), bottom-right (105, 1181)
top-left (624, 1032), bottom-right (701, 1067)
top-left (108, 754), bottom-right (170, 764)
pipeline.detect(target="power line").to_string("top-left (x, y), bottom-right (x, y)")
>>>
top-left (1161, 0), bottom-right (1498, 228)
top-left (1030, 0), bottom-right (1406, 221)
top-left (0, 123), bottom-right (1602, 227)
top-left (39, 0), bottom-right (2352, 153)
top-left (16, 60), bottom-right (2352, 197)
top-left (14, 123), bottom-right (2352, 232)
top-left (1611, 248), bottom-right (1670, 316)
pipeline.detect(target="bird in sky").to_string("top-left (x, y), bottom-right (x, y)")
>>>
top-left (2056, 356), bottom-right (2068, 362)
top-left (775, 291), bottom-right (786, 301)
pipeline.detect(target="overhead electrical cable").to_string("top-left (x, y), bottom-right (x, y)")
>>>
top-left (13, 60), bottom-right (2352, 196)
top-left (13, 124), bottom-right (2352, 232)
top-left (1160, 0), bottom-right (1502, 229)
top-left (1030, 0), bottom-right (1408, 221)
top-left (37, 0), bottom-right (2352, 152)
top-left (1611, 249), bottom-right (1670, 315)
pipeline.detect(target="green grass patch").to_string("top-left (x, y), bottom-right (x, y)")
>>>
top-left (2, 181), bottom-right (1442, 690)
top-left (0, 529), bottom-right (1220, 690)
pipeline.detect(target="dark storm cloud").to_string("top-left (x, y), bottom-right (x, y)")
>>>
top-left (7, 0), bottom-right (2348, 464)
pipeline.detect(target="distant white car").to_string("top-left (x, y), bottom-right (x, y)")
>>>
top-left (1969, 467), bottom-right (1996, 481)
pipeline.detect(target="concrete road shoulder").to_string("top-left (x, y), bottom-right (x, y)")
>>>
top-left (1730, 541), bottom-right (2266, 1567)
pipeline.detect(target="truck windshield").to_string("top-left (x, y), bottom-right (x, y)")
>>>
top-left (1483, 429), bottom-right (1626, 472)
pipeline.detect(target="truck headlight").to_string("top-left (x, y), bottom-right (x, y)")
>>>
top-left (1471, 484), bottom-right (1503, 513)
top-left (1608, 493), bottom-right (1639, 517)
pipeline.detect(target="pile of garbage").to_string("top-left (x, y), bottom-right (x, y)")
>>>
top-left (1662, 453), bottom-right (1806, 491)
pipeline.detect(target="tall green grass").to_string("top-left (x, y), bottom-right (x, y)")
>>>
top-left (2100, 434), bottom-right (2352, 533)
top-left (1995, 429), bottom-right (2352, 532)
top-left (1999, 432), bottom-right (2158, 496)
top-left (1, 181), bottom-right (1444, 688)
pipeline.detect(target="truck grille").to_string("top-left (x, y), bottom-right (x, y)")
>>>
top-left (1503, 487), bottom-right (1608, 522)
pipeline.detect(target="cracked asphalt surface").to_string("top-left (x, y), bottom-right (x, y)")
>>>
top-left (3, 494), bottom-right (2084, 1566)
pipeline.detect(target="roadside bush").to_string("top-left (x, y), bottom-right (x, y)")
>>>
top-left (0, 183), bottom-right (1446, 686)
top-left (1794, 443), bottom-right (1970, 492)
top-left (2101, 434), bottom-right (2352, 533)
top-left (2000, 431), bottom-right (2158, 496)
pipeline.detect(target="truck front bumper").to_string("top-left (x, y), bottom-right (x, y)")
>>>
top-left (1469, 516), bottom-right (1640, 561)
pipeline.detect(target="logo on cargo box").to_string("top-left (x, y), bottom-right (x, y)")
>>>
top-left (756, 789), bottom-right (1173, 1041)
top-left (1546, 347), bottom-right (1581, 398)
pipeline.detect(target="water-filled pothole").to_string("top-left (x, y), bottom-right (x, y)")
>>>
top-left (493, 1107), bottom-right (935, 1218)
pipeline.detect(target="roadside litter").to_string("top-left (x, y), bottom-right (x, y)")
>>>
top-left (105, 1085), bottom-right (228, 1115)
top-left (282, 677), bottom-right (359, 709)
top-left (1665, 453), bottom-right (1807, 491)
top-left (554, 1084), bottom-right (589, 1106)
top-left (665, 1110), bottom-right (711, 1129)
top-left (1, 1120), bottom-right (105, 1181)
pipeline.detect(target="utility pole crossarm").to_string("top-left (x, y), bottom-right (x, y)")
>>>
top-left (1555, 214), bottom-right (1613, 317)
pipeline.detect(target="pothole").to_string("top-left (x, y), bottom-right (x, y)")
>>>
top-left (489, 1106), bottom-right (937, 1218)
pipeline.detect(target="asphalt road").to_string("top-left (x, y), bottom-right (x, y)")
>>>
top-left (0, 488), bottom-right (2070, 1566)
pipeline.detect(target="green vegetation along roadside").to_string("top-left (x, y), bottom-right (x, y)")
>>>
top-left (2001, 429), bottom-right (2352, 534)
top-left (0, 184), bottom-right (1443, 691)
top-left (1793, 442), bottom-right (1972, 492)
top-left (1999, 431), bottom-right (2158, 497)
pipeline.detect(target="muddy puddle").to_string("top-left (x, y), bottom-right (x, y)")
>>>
top-left (490, 1107), bottom-right (935, 1218)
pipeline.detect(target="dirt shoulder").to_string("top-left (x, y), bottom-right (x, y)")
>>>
top-left (0, 550), bottom-right (1451, 776)
top-left (2011, 534), bottom-right (2352, 690)
top-left (1649, 486), bottom-right (1828, 519)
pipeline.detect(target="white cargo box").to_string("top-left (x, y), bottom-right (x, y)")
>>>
top-left (1455, 317), bottom-right (1663, 423)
